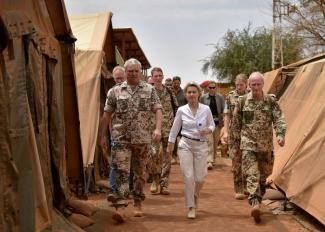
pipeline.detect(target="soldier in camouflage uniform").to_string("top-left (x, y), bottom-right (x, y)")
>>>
top-left (100, 58), bottom-right (162, 223)
top-left (223, 74), bottom-right (249, 200)
top-left (148, 67), bottom-right (178, 195)
top-left (232, 72), bottom-right (286, 223)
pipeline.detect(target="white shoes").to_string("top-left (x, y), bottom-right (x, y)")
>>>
top-left (187, 207), bottom-right (196, 219)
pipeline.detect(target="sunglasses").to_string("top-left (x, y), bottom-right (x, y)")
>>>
top-left (209, 86), bottom-right (216, 89)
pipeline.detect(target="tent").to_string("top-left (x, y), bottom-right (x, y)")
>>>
top-left (263, 53), bottom-right (325, 97)
top-left (270, 58), bottom-right (325, 225)
top-left (69, 13), bottom-right (117, 175)
top-left (1, 0), bottom-right (83, 231)
top-left (113, 28), bottom-right (151, 72)
top-left (69, 14), bottom-right (153, 194)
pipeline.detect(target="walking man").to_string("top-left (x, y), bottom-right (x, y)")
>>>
top-left (106, 66), bottom-right (126, 201)
top-left (232, 72), bottom-right (286, 223)
top-left (171, 76), bottom-right (187, 164)
top-left (149, 67), bottom-right (178, 195)
top-left (100, 58), bottom-right (162, 223)
top-left (223, 74), bottom-right (249, 200)
top-left (200, 81), bottom-right (225, 170)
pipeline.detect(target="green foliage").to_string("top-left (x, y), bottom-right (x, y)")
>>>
top-left (202, 24), bottom-right (303, 83)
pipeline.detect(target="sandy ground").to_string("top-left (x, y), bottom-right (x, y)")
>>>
top-left (83, 157), bottom-right (323, 232)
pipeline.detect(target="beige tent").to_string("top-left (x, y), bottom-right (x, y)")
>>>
top-left (1, 0), bottom-right (83, 231)
top-left (69, 13), bottom-right (115, 167)
top-left (270, 58), bottom-right (325, 225)
top-left (264, 53), bottom-right (325, 97)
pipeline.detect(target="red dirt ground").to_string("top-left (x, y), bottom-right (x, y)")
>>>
top-left (84, 157), bottom-right (317, 232)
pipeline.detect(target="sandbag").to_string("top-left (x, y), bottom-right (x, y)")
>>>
top-left (96, 179), bottom-right (110, 189)
top-left (263, 189), bottom-right (286, 200)
top-left (68, 213), bottom-right (94, 229)
top-left (68, 198), bottom-right (99, 217)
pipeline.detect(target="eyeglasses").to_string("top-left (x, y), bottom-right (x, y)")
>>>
top-left (209, 86), bottom-right (216, 89)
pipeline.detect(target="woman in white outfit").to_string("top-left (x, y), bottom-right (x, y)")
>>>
top-left (167, 81), bottom-right (215, 219)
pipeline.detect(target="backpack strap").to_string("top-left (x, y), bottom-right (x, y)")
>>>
top-left (166, 87), bottom-right (178, 116)
top-left (239, 94), bottom-right (248, 118)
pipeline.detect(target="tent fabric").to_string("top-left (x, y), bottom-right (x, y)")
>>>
top-left (284, 53), bottom-right (325, 69)
top-left (74, 50), bottom-right (103, 166)
top-left (270, 60), bottom-right (325, 225)
top-left (70, 13), bottom-right (111, 51)
top-left (1, 0), bottom-right (80, 231)
top-left (263, 68), bottom-right (283, 94)
top-left (70, 13), bottom-right (112, 166)
top-left (0, 42), bottom-right (20, 231)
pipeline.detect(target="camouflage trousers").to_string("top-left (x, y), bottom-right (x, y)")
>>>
top-left (147, 142), bottom-right (162, 175)
top-left (229, 147), bottom-right (246, 194)
top-left (111, 143), bottom-right (149, 207)
top-left (242, 150), bottom-right (274, 206)
top-left (147, 137), bottom-right (171, 187)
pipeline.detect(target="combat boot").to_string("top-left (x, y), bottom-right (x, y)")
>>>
top-left (150, 181), bottom-right (158, 194)
top-left (150, 175), bottom-right (160, 194)
top-left (134, 201), bottom-right (143, 217)
top-left (234, 193), bottom-right (246, 200)
top-left (207, 162), bottom-right (213, 170)
top-left (251, 204), bottom-right (261, 223)
top-left (160, 186), bottom-right (170, 195)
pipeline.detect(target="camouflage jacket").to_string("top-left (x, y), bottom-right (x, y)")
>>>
top-left (104, 80), bottom-right (162, 144)
top-left (224, 90), bottom-right (249, 146)
top-left (232, 92), bottom-right (286, 152)
top-left (152, 85), bottom-right (178, 138)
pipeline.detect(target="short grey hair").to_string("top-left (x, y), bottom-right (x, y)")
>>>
top-left (249, 71), bottom-right (264, 83)
top-left (124, 58), bottom-right (142, 70)
top-left (112, 65), bottom-right (125, 75)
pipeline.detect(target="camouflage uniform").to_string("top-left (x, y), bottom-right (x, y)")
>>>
top-left (224, 90), bottom-right (248, 194)
top-left (104, 81), bottom-right (162, 207)
top-left (232, 92), bottom-right (286, 206)
top-left (148, 86), bottom-right (178, 188)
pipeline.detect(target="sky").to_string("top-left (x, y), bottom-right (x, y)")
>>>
top-left (65, 0), bottom-right (272, 86)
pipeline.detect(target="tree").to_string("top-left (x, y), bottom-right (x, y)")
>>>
top-left (202, 24), bottom-right (303, 83)
top-left (281, 0), bottom-right (325, 55)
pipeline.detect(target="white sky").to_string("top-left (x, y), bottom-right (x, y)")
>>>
top-left (65, 0), bottom-right (272, 86)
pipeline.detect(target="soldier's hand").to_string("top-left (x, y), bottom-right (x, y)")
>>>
top-left (166, 143), bottom-right (174, 154)
top-left (277, 137), bottom-right (285, 147)
top-left (152, 129), bottom-right (161, 142)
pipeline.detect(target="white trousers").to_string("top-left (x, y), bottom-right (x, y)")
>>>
top-left (178, 137), bottom-right (208, 208)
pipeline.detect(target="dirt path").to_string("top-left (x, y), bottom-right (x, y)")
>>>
top-left (85, 157), bottom-right (308, 232)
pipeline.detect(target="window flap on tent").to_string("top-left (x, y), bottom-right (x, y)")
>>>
top-left (4, 11), bottom-right (60, 60)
